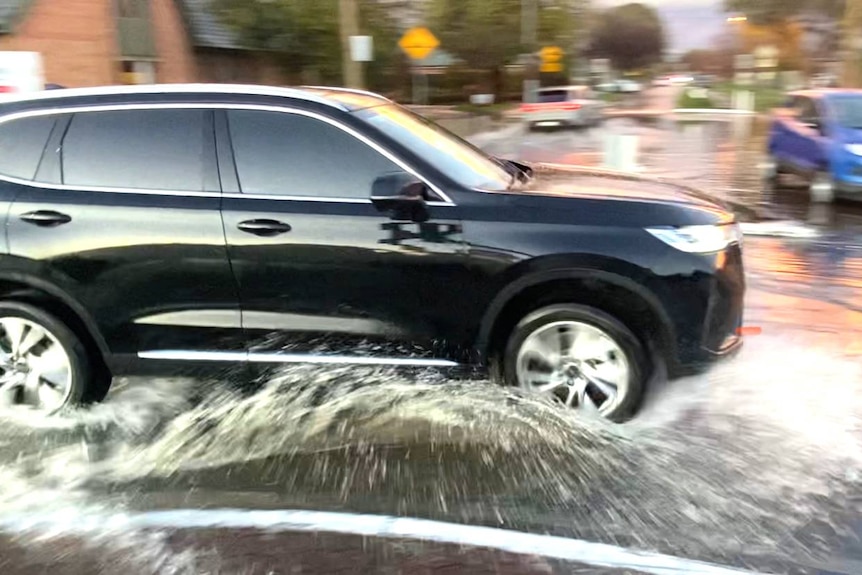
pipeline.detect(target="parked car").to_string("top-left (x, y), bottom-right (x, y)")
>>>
top-left (596, 79), bottom-right (643, 94)
top-left (0, 84), bottom-right (745, 423)
top-left (668, 74), bottom-right (695, 86)
top-left (520, 85), bottom-right (604, 130)
top-left (766, 89), bottom-right (862, 202)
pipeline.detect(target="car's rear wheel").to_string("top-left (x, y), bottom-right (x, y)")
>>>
top-left (0, 302), bottom-right (90, 415)
top-left (502, 304), bottom-right (647, 423)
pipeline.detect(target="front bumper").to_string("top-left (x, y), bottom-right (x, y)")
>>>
top-left (832, 150), bottom-right (862, 194)
top-left (650, 242), bottom-right (746, 371)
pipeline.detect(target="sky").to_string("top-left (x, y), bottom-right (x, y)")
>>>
top-left (596, 0), bottom-right (727, 51)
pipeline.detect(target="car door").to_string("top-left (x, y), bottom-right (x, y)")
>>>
top-left (217, 107), bottom-right (469, 364)
top-left (769, 96), bottom-right (798, 166)
top-left (786, 96), bottom-right (828, 172)
top-left (6, 105), bottom-right (242, 368)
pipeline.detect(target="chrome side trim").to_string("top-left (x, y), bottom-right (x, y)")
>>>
top-left (137, 350), bottom-right (460, 368)
top-left (0, 102), bottom-right (455, 206)
top-left (0, 83), bottom-right (348, 111)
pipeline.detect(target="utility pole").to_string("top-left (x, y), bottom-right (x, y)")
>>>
top-left (841, 0), bottom-right (862, 87)
top-left (339, 0), bottom-right (364, 89)
top-left (522, 0), bottom-right (539, 103)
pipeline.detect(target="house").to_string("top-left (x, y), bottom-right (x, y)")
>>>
top-left (0, 0), bottom-right (283, 87)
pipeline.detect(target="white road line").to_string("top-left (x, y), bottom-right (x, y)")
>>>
top-left (0, 508), bottom-right (766, 575)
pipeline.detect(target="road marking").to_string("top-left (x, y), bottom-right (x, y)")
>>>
top-left (0, 508), bottom-right (765, 575)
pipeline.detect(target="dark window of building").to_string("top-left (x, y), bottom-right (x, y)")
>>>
top-left (62, 109), bottom-right (208, 191)
top-left (0, 115), bottom-right (56, 180)
top-left (227, 110), bottom-right (401, 198)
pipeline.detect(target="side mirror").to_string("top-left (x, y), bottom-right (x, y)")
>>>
top-left (370, 172), bottom-right (430, 222)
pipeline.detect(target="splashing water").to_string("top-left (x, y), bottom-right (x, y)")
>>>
top-left (0, 331), bottom-right (859, 573)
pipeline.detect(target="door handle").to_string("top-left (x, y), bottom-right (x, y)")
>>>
top-left (20, 210), bottom-right (72, 227)
top-left (237, 219), bottom-right (292, 237)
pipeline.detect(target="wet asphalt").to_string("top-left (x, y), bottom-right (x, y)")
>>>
top-left (3, 99), bottom-right (862, 574)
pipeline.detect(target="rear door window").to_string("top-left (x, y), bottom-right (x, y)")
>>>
top-left (0, 115), bottom-right (56, 180)
top-left (61, 108), bottom-right (210, 191)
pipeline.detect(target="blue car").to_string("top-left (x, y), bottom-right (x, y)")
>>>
top-left (766, 89), bottom-right (862, 202)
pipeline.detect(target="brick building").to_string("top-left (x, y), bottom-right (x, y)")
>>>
top-left (0, 0), bottom-right (283, 87)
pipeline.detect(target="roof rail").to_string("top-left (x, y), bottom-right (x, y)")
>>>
top-left (301, 85), bottom-right (392, 102)
top-left (0, 83), bottom-right (349, 110)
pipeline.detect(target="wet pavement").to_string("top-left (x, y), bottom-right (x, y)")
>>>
top-left (3, 108), bottom-right (862, 574)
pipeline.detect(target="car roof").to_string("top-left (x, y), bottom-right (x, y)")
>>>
top-left (0, 83), bottom-right (393, 112)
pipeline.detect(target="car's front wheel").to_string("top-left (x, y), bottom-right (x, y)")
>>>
top-left (503, 304), bottom-right (647, 423)
top-left (0, 302), bottom-right (90, 415)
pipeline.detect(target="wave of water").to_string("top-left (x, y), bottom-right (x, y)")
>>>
top-left (0, 332), bottom-right (860, 573)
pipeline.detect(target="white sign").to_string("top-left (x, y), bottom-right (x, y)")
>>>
top-left (349, 36), bottom-right (374, 62)
top-left (0, 52), bottom-right (44, 94)
top-left (734, 54), bottom-right (754, 71)
top-left (754, 45), bottom-right (778, 68)
top-left (590, 58), bottom-right (610, 74)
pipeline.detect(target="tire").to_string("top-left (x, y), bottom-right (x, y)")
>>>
top-left (810, 169), bottom-right (836, 203)
top-left (502, 304), bottom-right (647, 423)
top-left (0, 301), bottom-right (92, 414)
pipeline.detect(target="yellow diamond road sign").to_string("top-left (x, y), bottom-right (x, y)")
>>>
top-left (540, 46), bottom-right (564, 73)
top-left (399, 26), bottom-right (440, 61)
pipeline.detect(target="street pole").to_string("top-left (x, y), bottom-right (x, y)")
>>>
top-left (338, 0), bottom-right (364, 89)
top-left (522, 0), bottom-right (539, 103)
top-left (841, 0), bottom-right (862, 87)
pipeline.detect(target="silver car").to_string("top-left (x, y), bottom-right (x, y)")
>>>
top-left (520, 85), bottom-right (605, 130)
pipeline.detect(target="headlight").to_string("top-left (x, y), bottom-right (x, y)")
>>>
top-left (846, 144), bottom-right (862, 156)
top-left (646, 223), bottom-right (742, 254)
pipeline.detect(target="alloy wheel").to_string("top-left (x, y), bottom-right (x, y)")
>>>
top-left (0, 317), bottom-right (74, 413)
top-left (515, 320), bottom-right (630, 416)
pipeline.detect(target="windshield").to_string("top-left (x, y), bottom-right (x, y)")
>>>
top-left (353, 103), bottom-right (512, 191)
top-left (829, 96), bottom-right (862, 128)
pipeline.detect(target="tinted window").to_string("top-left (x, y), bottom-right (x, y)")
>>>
top-left (0, 115), bottom-right (55, 180)
top-left (537, 90), bottom-right (568, 103)
top-left (62, 109), bottom-right (207, 191)
top-left (228, 110), bottom-right (402, 198)
top-left (798, 98), bottom-right (820, 122)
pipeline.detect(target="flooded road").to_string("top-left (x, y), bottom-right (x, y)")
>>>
top-left (4, 117), bottom-right (862, 574)
top-left (1, 231), bottom-right (862, 574)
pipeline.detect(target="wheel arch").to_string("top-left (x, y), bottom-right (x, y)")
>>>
top-left (0, 271), bottom-right (112, 368)
top-left (477, 267), bottom-right (677, 370)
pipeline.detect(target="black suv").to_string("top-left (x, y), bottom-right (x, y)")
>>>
top-left (0, 84), bottom-right (744, 422)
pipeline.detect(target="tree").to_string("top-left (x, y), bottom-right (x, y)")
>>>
top-left (588, 3), bottom-right (666, 72)
top-left (210, 0), bottom-right (405, 88)
top-left (682, 49), bottom-right (734, 77)
top-left (723, 0), bottom-right (845, 77)
top-left (427, 0), bottom-right (579, 96)
top-left (726, 19), bottom-right (805, 70)
top-left (723, 0), bottom-right (844, 25)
